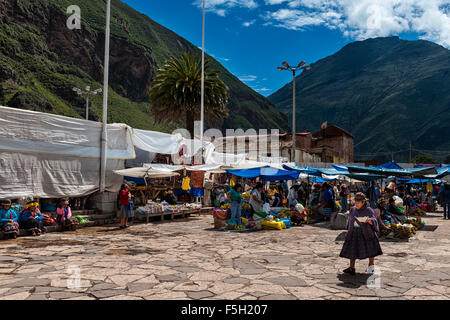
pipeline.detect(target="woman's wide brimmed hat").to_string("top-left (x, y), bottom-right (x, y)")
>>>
top-left (1, 199), bottom-right (11, 206)
top-left (25, 200), bottom-right (39, 209)
top-left (354, 192), bottom-right (368, 202)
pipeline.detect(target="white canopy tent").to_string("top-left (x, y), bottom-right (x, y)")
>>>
top-left (0, 106), bottom-right (135, 199)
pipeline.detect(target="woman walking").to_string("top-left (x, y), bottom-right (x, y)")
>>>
top-left (340, 192), bottom-right (383, 275)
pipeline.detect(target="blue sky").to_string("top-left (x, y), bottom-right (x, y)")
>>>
top-left (121, 0), bottom-right (450, 97)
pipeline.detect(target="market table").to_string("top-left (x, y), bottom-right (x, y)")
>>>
top-left (136, 209), bottom-right (201, 223)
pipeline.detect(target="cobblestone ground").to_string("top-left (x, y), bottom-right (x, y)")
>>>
top-left (0, 210), bottom-right (449, 300)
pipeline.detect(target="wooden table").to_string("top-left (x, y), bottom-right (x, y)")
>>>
top-left (137, 209), bottom-right (201, 223)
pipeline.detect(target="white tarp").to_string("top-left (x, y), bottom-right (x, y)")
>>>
top-left (0, 106), bottom-right (135, 159)
top-left (0, 106), bottom-right (135, 199)
top-left (114, 167), bottom-right (180, 178)
top-left (204, 151), bottom-right (246, 166)
top-left (143, 163), bottom-right (223, 172)
top-left (132, 128), bottom-right (214, 159)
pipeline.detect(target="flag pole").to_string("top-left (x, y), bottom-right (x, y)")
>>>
top-left (100, 0), bottom-right (111, 192)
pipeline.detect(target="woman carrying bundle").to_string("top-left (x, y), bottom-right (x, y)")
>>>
top-left (340, 192), bottom-right (383, 275)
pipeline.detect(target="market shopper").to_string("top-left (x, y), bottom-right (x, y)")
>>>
top-left (340, 183), bottom-right (349, 213)
top-left (340, 192), bottom-right (383, 275)
top-left (119, 183), bottom-right (134, 229)
top-left (19, 201), bottom-right (45, 236)
top-left (228, 183), bottom-right (243, 225)
top-left (440, 183), bottom-right (450, 219)
top-left (0, 199), bottom-right (20, 239)
top-left (322, 182), bottom-right (335, 221)
top-left (366, 181), bottom-right (380, 208)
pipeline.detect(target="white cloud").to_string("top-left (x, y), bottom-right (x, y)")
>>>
top-left (193, 0), bottom-right (258, 16)
top-left (255, 87), bottom-right (271, 92)
top-left (243, 20), bottom-right (256, 27)
top-left (239, 75), bottom-right (258, 81)
top-left (262, 0), bottom-right (450, 48)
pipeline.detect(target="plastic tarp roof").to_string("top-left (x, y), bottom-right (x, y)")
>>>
top-left (282, 164), bottom-right (321, 176)
top-left (378, 162), bottom-right (403, 170)
top-left (346, 165), bottom-right (438, 177)
top-left (225, 166), bottom-right (300, 181)
top-left (113, 167), bottom-right (180, 178)
top-left (142, 163), bottom-right (223, 172)
top-left (132, 128), bottom-right (215, 159)
top-left (406, 179), bottom-right (442, 184)
top-left (0, 106), bottom-right (133, 198)
top-left (0, 106), bottom-right (135, 159)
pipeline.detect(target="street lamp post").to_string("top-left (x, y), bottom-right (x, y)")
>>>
top-left (277, 61), bottom-right (311, 163)
top-left (200, 0), bottom-right (206, 164)
top-left (72, 86), bottom-right (102, 120)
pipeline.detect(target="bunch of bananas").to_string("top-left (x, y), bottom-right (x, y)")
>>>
top-left (242, 192), bottom-right (250, 200)
top-left (221, 203), bottom-right (230, 209)
top-left (407, 217), bottom-right (424, 230)
top-left (409, 207), bottom-right (425, 217)
top-left (390, 223), bottom-right (416, 239)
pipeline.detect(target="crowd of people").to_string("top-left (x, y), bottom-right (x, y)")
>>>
top-left (211, 177), bottom-right (450, 226)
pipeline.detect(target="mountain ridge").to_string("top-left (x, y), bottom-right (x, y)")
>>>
top-left (0, 0), bottom-right (289, 134)
top-left (268, 36), bottom-right (450, 162)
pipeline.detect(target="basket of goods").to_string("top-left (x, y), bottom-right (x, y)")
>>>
top-left (221, 203), bottom-right (230, 209)
top-left (407, 217), bottom-right (425, 231)
top-left (390, 223), bottom-right (416, 239)
top-left (410, 207), bottom-right (425, 217)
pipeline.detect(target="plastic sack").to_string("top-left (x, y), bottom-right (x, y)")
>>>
top-left (262, 203), bottom-right (270, 213)
top-left (261, 220), bottom-right (286, 230)
top-left (280, 218), bottom-right (291, 228)
top-left (392, 195), bottom-right (403, 207)
top-left (254, 211), bottom-right (267, 218)
top-left (295, 203), bottom-right (304, 213)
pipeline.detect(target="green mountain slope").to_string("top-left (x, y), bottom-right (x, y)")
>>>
top-left (0, 0), bottom-right (288, 133)
top-left (268, 37), bottom-right (450, 162)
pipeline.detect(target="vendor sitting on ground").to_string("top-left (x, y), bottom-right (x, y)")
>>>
top-left (56, 198), bottom-right (77, 231)
top-left (387, 197), bottom-right (404, 215)
top-left (163, 189), bottom-right (177, 205)
top-left (19, 200), bottom-right (45, 236)
top-left (0, 199), bottom-right (20, 239)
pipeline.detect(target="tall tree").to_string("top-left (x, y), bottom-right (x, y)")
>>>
top-left (411, 155), bottom-right (437, 164)
top-left (149, 53), bottom-right (229, 138)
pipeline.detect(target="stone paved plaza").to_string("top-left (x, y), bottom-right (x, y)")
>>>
top-left (0, 210), bottom-right (449, 300)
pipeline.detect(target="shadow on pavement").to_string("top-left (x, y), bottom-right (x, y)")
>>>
top-left (336, 273), bottom-right (371, 289)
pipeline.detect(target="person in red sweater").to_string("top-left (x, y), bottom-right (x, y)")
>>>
top-left (119, 184), bottom-right (134, 229)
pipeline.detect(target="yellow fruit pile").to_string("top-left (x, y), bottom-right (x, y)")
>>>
top-left (221, 203), bottom-right (230, 209)
top-left (407, 217), bottom-right (423, 231)
top-left (242, 192), bottom-right (250, 200)
top-left (409, 207), bottom-right (425, 217)
top-left (390, 223), bottom-right (416, 239)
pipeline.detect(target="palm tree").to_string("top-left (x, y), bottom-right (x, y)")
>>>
top-left (149, 53), bottom-right (229, 138)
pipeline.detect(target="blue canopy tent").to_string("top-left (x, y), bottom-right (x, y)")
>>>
top-left (346, 165), bottom-right (437, 177)
top-left (377, 162), bottom-right (403, 170)
top-left (282, 164), bottom-right (321, 176)
top-left (407, 178), bottom-right (442, 184)
top-left (226, 166), bottom-right (300, 182)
